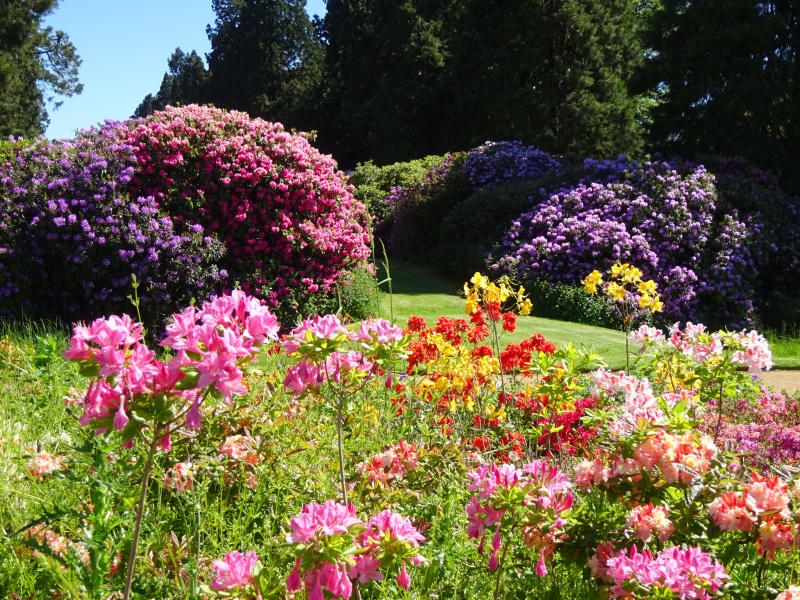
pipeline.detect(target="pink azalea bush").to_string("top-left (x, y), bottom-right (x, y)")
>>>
top-left (64, 289), bottom-right (279, 440)
top-left (464, 460), bottom-right (573, 576)
top-left (281, 315), bottom-right (406, 395)
top-left (285, 500), bottom-right (426, 599)
top-left (210, 550), bottom-right (259, 591)
top-left (591, 544), bottom-right (728, 599)
top-left (106, 105), bottom-right (372, 321)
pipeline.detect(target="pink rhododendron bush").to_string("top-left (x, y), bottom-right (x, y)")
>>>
top-left (110, 105), bottom-right (371, 322)
top-left (5, 274), bottom-right (800, 599)
top-left (0, 105), bottom-right (371, 327)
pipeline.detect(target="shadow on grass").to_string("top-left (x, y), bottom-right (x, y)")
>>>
top-left (377, 258), bottom-right (467, 296)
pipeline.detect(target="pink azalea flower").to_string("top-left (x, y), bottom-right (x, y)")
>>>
top-left (354, 318), bottom-right (404, 344)
top-left (209, 550), bottom-right (258, 590)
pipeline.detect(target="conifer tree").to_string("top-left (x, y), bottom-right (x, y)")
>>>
top-left (446, 0), bottom-right (643, 158)
top-left (205, 0), bottom-right (324, 129)
top-left (639, 0), bottom-right (800, 192)
top-left (134, 48), bottom-right (209, 118)
top-left (0, 0), bottom-right (82, 138)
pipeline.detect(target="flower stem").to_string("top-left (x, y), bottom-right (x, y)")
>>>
top-left (492, 539), bottom-right (510, 600)
top-left (336, 392), bottom-right (348, 505)
top-left (714, 380), bottom-right (723, 443)
top-left (123, 424), bottom-right (162, 600)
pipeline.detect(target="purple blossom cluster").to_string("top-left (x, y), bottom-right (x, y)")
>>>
top-left (0, 134), bottom-right (224, 325)
top-left (702, 390), bottom-right (800, 471)
top-left (491, 157), bottom-right (762, 327)
top-left (462, 141), bottom-right (561, 190)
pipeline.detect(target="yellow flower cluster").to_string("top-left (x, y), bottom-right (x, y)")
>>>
top-left (462, 272), bottom-right (532, 316)
top-left (581, 262), bottom-right (663, 313)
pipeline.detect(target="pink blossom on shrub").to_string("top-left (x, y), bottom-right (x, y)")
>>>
top-left (356, 440), bottom-right (420, 484)
top-left (27, 452), bottom-right (66, 480)
top-left (287, 500), bottom-right (362, 544)
top-left (602, 544), bottom-right (728, 599)
top-left (353, 318), bottom-right (404, 344)
top-left (210, 550), bottom-right (258, 591)
top-left (111, 105), bottom-right (371, 320)
top-left (163, 462), bottom-right (195, 494)
top-left (625, 503), bottom-right (676, 543)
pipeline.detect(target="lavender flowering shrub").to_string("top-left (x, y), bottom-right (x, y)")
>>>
top-left (387, 153), bottom-right (472, 257)
top-left (701, 155), bottom-right (800, 329)
top-left (386, 142), bottom-right (561, 258)
top-left (491, 157), bottom-right (770, 328)
top-left (0, 134), bottom-right (224, 325)
top-left (462, 141), bottom-right (561, 190)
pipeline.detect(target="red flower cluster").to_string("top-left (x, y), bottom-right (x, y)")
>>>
top-left (499, 334), bottom-right (557, 374)
top-left (499, 393), bottom-right (599, 457)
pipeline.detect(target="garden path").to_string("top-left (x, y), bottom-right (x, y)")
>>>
top-left (760, 370), bottom-right (800, 394)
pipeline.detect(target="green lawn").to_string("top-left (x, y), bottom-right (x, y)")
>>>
top-left (377, 259), bottom-right (800, 370)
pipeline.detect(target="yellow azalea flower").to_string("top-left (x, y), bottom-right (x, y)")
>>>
top-left (470, 272), bottom-right (488, 290)
top-left (607, 281), bottom-right (626, 302)
top-left (449, 399), bottom-right (458, 413)
top-left (651, 296), bottom-right (664, 313)
top-left (484, 283), bottom-right (500, 303)
top-left (610, 262), bottom-right (628, 278)
top-left (516, 285), bottom-right (526, 303)
top-left (465, 295), bottom-right (478, 315)
top-left (622, 266), bottom-right (643, 284)
top-left (639, 294), bottom-right (653, 308)
top-left (581, 270), bottom-right (603, 294)
top-left (519, 298), bottom-right (533, 316)
top-left (498, 282), bottom-right (511, 302)
top-left (638, 280), bottom-right (657, 295)
top-left (465, 396), bottom-right (475, 412)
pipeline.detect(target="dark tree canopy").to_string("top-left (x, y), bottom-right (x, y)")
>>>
top-left (134, 48), bottom-right (209, 118)
top-left (318, 0), bottom-right (454, 166)
top-left (639, 0), bottom-right (800, 192)
top-left (446, 0), bottom-right (644, 159)
top-left (205, 0), bottom-right (324, 128)
top-left (0, 0), bottom-right (82, 138)
top-left (319, 0), bottom-right (644, 167)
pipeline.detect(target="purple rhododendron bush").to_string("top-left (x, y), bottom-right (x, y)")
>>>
top-left (490, 156), bottom-right (800, 329)
top-left (376, 143), bottom-right (800, 330)
top-left (6, 271), bottom-right (800, 600)
top-left (0, 105), bottom-right (371, 327)
top-left (0, 133), bottom-right (224, 324)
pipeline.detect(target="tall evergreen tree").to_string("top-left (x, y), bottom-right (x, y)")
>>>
top-left (639, 0), bottom-right (800, 192)
top-left (446, 0), bottom-right (643, 158)
top-left (0, 0), bottom-right (82, 138)
top-left (134, 48), bottom-right (209, 118)
top-left (319, 0), bottom-right (453, 166)
top-left (204, 0), bottom-right (324, 129)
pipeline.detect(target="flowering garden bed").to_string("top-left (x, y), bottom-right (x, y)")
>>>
top-left (3, 269), bottom-right (800, 600)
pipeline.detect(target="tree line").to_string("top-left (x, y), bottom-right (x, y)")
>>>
top-left (3, 0), bottom-right (799, 192)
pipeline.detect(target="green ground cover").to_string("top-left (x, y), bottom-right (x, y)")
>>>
top-left (378, 259), bottom-right (800, 370)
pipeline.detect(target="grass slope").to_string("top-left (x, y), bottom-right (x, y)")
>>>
top-left (377, 259), bottom-right (800, 371)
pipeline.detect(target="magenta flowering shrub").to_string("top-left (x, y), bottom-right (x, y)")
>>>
top-left (0, 134), bottom-right (223, 325)
top-left (701, 389), bottom-right (800, 470)
top-left (492, 157), bottom-right (767, 327)
top-left (64, 290), bottom-right (279, 443)
top-left (106, 105), bottom-right (371, 321)
top-left (464, 460), bottom-right (573, 577)
top-left (590, 544), bottom-right (728, 599)
top-left (284, 501), bottom-right (425, 599)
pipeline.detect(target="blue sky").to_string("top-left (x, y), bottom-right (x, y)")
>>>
top-left (43, 0), bottom-right (327, 140)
